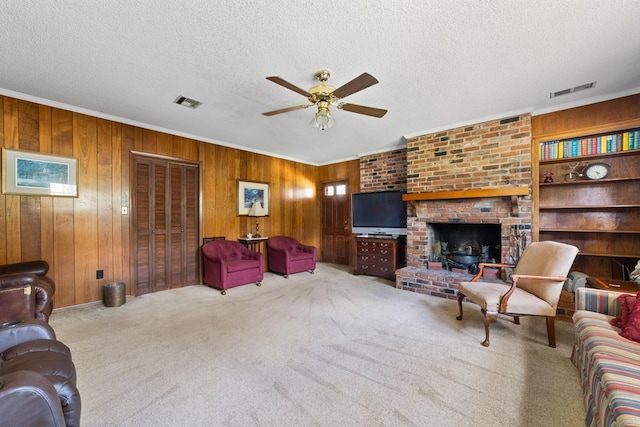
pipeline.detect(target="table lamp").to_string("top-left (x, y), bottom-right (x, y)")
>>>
top-left (247, 200), bottom-right (266, 237)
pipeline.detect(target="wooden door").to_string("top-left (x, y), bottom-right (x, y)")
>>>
top-left (133, 158), bottom-right (153, 295)
top-left (322, 180), bottom-right (350, 264)
top-left (169, 163), bottom-right (199, 288)
top-left (133, 155), bottom-right (199, 295)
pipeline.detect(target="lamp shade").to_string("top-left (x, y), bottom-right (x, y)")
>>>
top-left (248, 201), bottom-right (266, 217)
top-left (310, 100), bottom-right (336, 131)
top-left (310, 109), bottom-right (336, 131)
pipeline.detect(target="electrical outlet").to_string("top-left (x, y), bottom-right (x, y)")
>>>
top-left (96, 270), bottom-right (104, 279)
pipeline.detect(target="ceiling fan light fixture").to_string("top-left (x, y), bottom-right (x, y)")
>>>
top-left (311, 104), bottom-right (336, 131)
top-left (263, 70), bottom-right (386, 125)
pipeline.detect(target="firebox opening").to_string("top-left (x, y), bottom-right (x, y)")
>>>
top-left (427, 223), bottom-right (501, 272)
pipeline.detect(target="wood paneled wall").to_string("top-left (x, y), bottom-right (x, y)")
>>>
top-left (0, 95), bottom-right (345, 307)
top-left (532, 93), bottom-right (640, 138)
top-left (318, 159), bottom-right (361, 193)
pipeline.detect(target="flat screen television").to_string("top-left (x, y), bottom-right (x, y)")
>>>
top-left (351, 190), bottom-right (407, 236)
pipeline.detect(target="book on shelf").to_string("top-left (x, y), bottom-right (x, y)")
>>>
top-left (540, 128), bottom-right (640, 161)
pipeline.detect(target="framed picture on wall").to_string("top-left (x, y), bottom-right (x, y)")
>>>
top-left (1, 148), bottom-right (79, 197)
top-left (237, 180), bottom-right (270, 215)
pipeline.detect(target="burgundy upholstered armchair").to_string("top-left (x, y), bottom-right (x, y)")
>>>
top-left (267, 236), bottom-right (317, 278)
top-left (0, 260), bottom-right (55, 323)
top-left (202, 240), bottom-right (264, 295)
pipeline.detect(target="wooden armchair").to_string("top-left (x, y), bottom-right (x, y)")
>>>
top-left (456, 241), bottom-right (579, 348)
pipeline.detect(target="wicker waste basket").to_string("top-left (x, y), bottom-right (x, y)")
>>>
top-left (103, 282), bottom-right (126, 307)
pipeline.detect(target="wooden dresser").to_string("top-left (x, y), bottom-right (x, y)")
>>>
top-left (354, 236), bottom-right (406, 281)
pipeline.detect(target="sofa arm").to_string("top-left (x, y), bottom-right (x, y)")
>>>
top-left (575, 287), bottom-right (624, 317)
top-left (0, 319), bottom-right (56, 353)
top-left (0, 370), bottom-right (67, 427)
top-left (0, 274), bottom-right (55, 321)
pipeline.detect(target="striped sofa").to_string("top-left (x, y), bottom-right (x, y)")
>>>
top-left (572, 287), bottom-right (640, 427)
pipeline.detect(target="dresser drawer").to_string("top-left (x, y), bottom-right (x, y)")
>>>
top-left (356, 254), bottom-right (393, 265)
top-left (356, 242), bottom-right (394, 256)
top-left (355, 263), bottom-right (394, 276)
top-left (357, 240), bottom-right (393, 249)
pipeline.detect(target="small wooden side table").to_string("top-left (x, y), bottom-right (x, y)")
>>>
top-left (237, 237), bottom-right (268, 252)
top-left (586, 277), bottom-right (640, 293)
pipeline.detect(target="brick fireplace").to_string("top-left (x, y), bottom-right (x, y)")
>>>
top-left (396, 114), bottom-right (533, 299)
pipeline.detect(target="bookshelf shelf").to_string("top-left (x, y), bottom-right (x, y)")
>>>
top-left (540, 229), bottom-right (640, 234)
top-left (578, 251), bottom-right (640, 260)
top-left (540, 177), bottom-right (640, 187)
top-left (577, 252), bottom-right (640, 259)
top-left (539, 205), bottom-right (640, 210)
top-left (539, 148), bottom-right (640, 165)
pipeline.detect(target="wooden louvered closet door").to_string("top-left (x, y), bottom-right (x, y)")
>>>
top-left (133, 155), bottom-right (199, 296)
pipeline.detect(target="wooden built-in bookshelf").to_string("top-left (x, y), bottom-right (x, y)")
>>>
top-left (534, 137), bottom-right (640, 278)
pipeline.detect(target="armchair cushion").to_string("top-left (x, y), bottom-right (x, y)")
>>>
top-left (267, 236), bottom-right (317, 277)
top-left (461, 281), bottom-right (557, 316)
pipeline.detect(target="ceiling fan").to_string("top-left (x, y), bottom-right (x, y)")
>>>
top-left (262, 70), bottom-right (387, 130)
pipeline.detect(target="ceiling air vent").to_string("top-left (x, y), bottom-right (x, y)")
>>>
top-left (500, 116), bottom-right (520, 125)
top-left (550, 81), bottom-right (596, 98)
top-left (173, 95), bottom-right (202, 109)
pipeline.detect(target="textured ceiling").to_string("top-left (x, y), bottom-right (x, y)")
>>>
top-left (2, 1), bottom-right (640, 165)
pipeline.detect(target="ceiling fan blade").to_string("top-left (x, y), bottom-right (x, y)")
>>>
top-left (332, 73), bottom-right (379, 99)
top-left (266, 76), bottom-right (312, 98)
top-left (262, 104), bottom-right (310, 116)
top-left (339, 103), bottom-right (387, 118)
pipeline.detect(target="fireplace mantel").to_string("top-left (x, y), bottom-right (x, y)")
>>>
top-left (402, 186), bottom-right (529, 202)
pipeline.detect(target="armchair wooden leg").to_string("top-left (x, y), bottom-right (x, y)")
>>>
top-left (513, 316), bottom-right (520, 325)
top-left (456, 291), bottom-right (465, 320)
top-left (481, 309), bottom-right (496, 347)
top-left (546, 316), bottom-right (556, 348)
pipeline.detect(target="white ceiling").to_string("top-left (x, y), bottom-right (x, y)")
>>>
top-left (2, 1), bottom-right (640, 165)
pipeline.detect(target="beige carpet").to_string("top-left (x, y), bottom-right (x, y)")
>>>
top-left (50, 263), bottom-right (585, 426)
